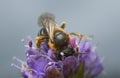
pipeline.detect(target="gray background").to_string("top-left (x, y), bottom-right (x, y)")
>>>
top-left (0, 0), bottom-right (120, 78)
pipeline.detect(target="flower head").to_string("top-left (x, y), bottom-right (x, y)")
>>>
top-left (12, 35), bottom-right (103, 78)
top-left (11, 13), bottom-right (103, 78)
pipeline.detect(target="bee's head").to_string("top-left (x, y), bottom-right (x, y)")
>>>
top-left (51, 21), bottom-right (69, 49)
top-left (53, 30), bottom-right (69, 48)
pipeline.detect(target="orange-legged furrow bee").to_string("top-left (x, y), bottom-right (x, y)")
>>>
top-left (36, 12), bottom-right (92, 58)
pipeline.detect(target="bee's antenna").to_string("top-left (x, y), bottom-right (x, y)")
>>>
top-left (38, 12), bottom-right (55, 27)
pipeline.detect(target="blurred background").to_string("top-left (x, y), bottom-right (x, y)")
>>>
top-left (0, 0), bottom-right (120, 78)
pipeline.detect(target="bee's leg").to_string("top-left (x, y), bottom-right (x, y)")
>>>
top-left (69, 33), bottom-right (92, 54)
top-left (35, 36), bottom-right (41, 49)
top-left (48, 40), bottom-right (57, 50)
top-left (35, 36), bottom-right (47, 51)
top-left (70, 33), bottom-right (83, 37)
top-left (70, 33), bottom-right (92, 40)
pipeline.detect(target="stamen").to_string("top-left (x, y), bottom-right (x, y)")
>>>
top-left (21, 39), bottom-right (25, 43)
top-left (11, 63), bottom-right (21, 69)
top-left (13, 56), bottom-right (24, 64)
top-left (26, 69), bottom-right (37, 73)
top-left (28, 71), bottom-right (33, 78)
top-left (91, 46), bottom-right (97, 52)
top-left (39, 54), bottom-right (54, 61)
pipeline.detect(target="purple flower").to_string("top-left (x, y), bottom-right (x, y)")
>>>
top-left (63, 56), bottom-right (78, 78)
top-left (78, 41), bottom-right (104, 78)
top-left (12, 36), bottom-right (103, 78)
top-left (69, 37), bottom-right (76, 48)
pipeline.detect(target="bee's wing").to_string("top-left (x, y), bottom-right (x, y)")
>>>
top-left (46, 20), bottom-right (55, 42)
top-left (38, 12), bottom-right (56, 42)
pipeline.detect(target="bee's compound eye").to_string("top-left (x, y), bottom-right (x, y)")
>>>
top-left (55, 32), bottom-right (65, 40)
top-left (38, 28), bottom-right (48, 36)
top-left (54, 31), bottom-right (68, 47)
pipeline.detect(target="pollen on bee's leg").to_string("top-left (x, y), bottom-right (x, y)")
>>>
top-left (48, 41), bottom-right (56, 50)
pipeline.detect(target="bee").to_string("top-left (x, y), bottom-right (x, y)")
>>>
top-left (36, 12), bottom-right (92, 59)
top-left (36, 12), bottom-right (70, 50)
